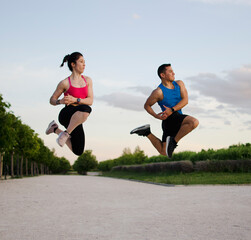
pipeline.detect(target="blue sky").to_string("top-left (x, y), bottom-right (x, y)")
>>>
top-left (1, 0), bottom-right (251, 163)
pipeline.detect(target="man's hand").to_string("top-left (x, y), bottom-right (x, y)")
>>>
top-left (156, 112), bottom-right (168, 120)
top-left (158, 105), bottom-right (174, 120)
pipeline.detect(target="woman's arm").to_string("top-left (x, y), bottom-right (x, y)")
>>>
top-left (49, 79), bottom-right (67, 106)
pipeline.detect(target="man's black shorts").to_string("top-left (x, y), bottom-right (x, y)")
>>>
top-left (162, 112), bottom-right (188, 142)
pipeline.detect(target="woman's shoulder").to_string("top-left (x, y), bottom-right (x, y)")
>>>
top-left (57, 77), bottom-right (70, 90)
top-left (83, 75), bottom-right (93, 85)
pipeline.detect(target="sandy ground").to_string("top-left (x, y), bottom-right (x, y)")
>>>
top-left (0, 175), bottom-right (251, 240)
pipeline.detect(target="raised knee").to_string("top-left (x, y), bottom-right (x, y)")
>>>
top-left (193, 118), bottom-right (199, 129)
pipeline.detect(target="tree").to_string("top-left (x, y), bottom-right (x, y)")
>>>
top-left (73, 150), bottom-right (98, 175)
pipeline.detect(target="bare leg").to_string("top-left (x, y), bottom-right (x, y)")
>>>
top-left (174, 116), bottom-right (199, 143)
top-left (147, 133), bottom-right (167, 156)
top-left (66, 111), bottom-right (89, 134)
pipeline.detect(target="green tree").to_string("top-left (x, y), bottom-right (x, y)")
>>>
top-left (73, 150), bottom-right (98, 175)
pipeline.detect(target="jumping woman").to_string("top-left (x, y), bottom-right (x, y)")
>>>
top-left (46, 52), bottom-right (93, 156)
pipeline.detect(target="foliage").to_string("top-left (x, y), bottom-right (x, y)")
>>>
top-left (98, 143), bottom-right (251, 172)
top-left (0, 93), bottom-right (71, 176)
top-left (98, 146), bottom-right (147, 171)
top-left (73, 150), bottom-right (98, 174)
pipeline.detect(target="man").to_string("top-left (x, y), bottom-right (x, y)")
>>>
top-left (130, 64), bottom-right (199, 158)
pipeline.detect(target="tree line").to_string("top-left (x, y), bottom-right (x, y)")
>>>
top-left (97, 143), bottom-right (251, 172)
top-left (0, 93), bottom-right (71, 179)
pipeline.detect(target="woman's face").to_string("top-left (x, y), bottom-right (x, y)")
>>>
top-left (72, 56), bottom-right (85, 73)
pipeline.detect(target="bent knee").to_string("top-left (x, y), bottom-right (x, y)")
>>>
top-left (193, 118), bottom-right (199, 128)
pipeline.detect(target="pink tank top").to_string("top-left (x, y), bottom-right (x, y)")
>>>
top-left (64, 75), bottom-right (88, 99)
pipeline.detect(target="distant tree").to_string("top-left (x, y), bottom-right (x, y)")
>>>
top-left (73, 150), bottom-right (98, 175)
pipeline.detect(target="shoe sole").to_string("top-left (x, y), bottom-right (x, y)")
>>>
top-left (166, 136), bottom-right (171, 158)
top-left (130, 124), bottom-right (150, 134)
top-left (45, 120), bottom-right (57, 135)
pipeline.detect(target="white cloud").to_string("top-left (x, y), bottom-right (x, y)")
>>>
top-left (96, 92), bottom-right (145, 111)
top-left (187, 64), bottom-right (251, 113)
top-left (188, 0), bottom-right (251, 5)
top-left (127, 86), bottom-right (152, 96)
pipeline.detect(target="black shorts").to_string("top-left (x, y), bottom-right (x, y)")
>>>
top-left (162, 111), bottom-right (188, 142)
top-left (58, 104), bottom-right (92, 156)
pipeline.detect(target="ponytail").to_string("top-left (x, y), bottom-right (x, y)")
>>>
top-left (59, 52), bottom-right (83, 71)
top-left (60, 54), bottom-right (70, 67)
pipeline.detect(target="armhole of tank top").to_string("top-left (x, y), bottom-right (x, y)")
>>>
top-left (157, 85), bottom-right (164, 102)
top-left (68, 77), bottom-right (71, 86)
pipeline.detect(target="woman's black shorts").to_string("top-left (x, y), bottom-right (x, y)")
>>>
top-left (162, 111), bottom-right (188, 142)
top-left (58, 104), bottom-right (92, 156)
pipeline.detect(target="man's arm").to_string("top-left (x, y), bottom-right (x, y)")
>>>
top-left (172, 80), bottom-right (188, 112)
top-left (144, 88), bottom-right (167, 120)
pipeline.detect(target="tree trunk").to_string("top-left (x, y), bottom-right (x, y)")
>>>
top-left (30, 161), bottom-right (33, 176)
top-left (11, 152), bottom-right (14, 178)
top-left (20, 155), bottom-right (23, 177)
top-left (0, 152), bottom-right (2, 179)
top-left (26, 158), bottom-right (28, 176)
top-left (16, 154), bottom-right (19, 178)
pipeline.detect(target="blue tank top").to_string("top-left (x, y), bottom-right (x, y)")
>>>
top-left (157, 81), bottom-right (183, 114)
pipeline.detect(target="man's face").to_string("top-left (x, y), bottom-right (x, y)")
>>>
top-left (161, 66), bottom-right (175, 81)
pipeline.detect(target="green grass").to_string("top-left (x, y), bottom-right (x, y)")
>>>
top-left (101, 171), bottom-right (251, 185)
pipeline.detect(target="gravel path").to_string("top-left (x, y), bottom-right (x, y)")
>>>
top-left (1, 175), bottom-right (251, 240)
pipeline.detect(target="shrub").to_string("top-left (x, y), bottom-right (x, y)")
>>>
top-left (73, 150), bottom-right (98, 175)
top-left (112, 160), bottom-right (194, 174)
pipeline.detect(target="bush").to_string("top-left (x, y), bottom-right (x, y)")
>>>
top-left (112, 161), bottom-right (194, 174)
top-left (194, 159), bottom-right (251, 173)
top-left (73, 150), bottom-right (98, 175)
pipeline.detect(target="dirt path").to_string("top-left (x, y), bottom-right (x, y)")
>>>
top-left (1, 175), bottom-right (250, 240)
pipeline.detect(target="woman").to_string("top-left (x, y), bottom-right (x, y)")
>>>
top-left (46, 52), bottom-right (93, 156)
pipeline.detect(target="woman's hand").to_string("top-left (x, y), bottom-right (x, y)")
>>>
top-left (63, 94), bottom-right (76, 106)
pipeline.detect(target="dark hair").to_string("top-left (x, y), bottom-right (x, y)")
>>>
top-left (157, 63), bottom-right (171, 79)
top-left (60, 52), bottom-right (83, 71)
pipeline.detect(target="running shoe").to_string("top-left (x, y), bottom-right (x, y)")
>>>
top-left (56, 131), bottom-right (70, 147)
top-left (130, 124), bottom-right (151, 137)
top-left (45, 120), bottom-right (58, 135)
top-left (166, 136), bottom-right (177, 158)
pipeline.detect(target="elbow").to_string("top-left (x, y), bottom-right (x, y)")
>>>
top-left (49, 97), bottom-right (54, 105)
top-left (144, 103), bottom-right (148, 111)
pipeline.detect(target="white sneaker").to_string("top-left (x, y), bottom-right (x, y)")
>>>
top-left (56, 131), bottom-right (70, 147)
top-left (45, 120), bottom-right (58, 135)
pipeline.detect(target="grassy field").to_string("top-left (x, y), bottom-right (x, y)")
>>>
top-left (101, 171), bottom-right (251, 185)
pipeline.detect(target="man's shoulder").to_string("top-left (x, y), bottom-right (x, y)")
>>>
top-left (149, 86), bottom-right (163, 101)
top-left (175, 80), bottom-right (184, 86)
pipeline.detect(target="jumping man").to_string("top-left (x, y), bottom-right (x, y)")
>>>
top-left (130, 64), bottom-right (199, 158)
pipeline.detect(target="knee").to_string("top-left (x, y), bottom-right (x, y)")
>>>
top-left (192, 118), bottom-right (199, 129)
top-left (74, 149), bottom-right (84, 156)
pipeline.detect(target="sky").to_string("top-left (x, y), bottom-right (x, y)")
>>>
top-left (1, 0), bottom-right (251, 164)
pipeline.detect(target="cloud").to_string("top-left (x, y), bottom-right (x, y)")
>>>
top-left (187, 0), bottom-right (251, 5)
top-left (187, 64), bottom-right (251, 113)
top-left (96, 92), bottom-right (146, 111)
top-left (96, 85), bottom-right (154, 111)
top-left (127, 86), bottom-right (152, 96)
